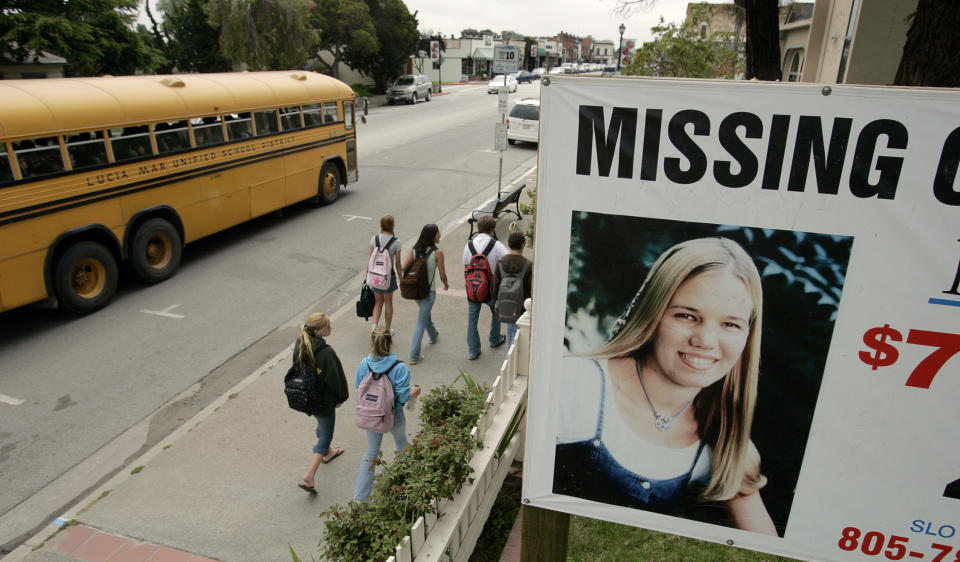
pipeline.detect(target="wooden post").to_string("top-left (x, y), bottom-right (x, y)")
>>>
top-left (520, 505), bottom-right (569, 562)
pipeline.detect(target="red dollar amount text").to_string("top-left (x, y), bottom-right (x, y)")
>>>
top-left (839, 527), bottom-right (959, 560)
top-left (859, 326), bottom-right (960, 389)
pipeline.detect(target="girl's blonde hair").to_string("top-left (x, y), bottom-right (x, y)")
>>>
top-left (595, 237), bottom-right (766, 501)
top-left (380, 214), bottom-right (395, 234)
top-left (297, 312), bottom-right (330, 366)
top-left (371, 327), bottom-right (393, 359)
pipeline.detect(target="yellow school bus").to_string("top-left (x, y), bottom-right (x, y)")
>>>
top-left (0, 71), bottom-right (358, 314)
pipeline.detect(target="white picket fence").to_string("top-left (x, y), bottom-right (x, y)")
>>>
top-left (386, 304), bottom-right (531, 562)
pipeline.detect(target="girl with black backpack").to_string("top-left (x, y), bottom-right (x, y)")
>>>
top-left (294, 312), bottom-right (349, 494)
top-left (400, 224), bottom-right (449, 364)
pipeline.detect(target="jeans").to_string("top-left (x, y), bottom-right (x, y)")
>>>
top-left (312, 414), bottom-right (335, 456)
top-left (505, 323), bottom-right (518, 359)
top-left (466, 299), bottom-right (502, 358)
top-left (353, 408), bottom-right (408, 501)
top-left (410, 291), bottom-right (439, 359)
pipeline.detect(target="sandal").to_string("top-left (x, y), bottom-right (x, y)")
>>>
top-left (298, 481), bottom-right (318, 494)
top-left (321, 447), bottom-right (344, 464)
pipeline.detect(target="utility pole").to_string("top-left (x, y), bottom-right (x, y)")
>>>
top-left (617, 23), bottom-right (626, 73)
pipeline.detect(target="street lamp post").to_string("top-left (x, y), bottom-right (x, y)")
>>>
top-left (617, 23), bottom-right (626, 73)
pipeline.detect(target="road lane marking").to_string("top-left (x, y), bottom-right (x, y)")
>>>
top-left (343, 214), bottom-right (372, 222)
top-left (0, 394), bottom-right (25, 405)
top-left (140, 304), bottom-right (185, 319)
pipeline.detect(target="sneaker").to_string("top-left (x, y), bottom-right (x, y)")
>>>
top-left (490, 335), bottom-right (506, 349)
top-left (429, 333), bottom-right (439, 344)
top-left (410, 355), bottom-right (423, 365)
top-left (468, 351), bottom-right (481, 360)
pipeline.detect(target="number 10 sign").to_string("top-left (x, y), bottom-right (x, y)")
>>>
top-left (493, 46), bottom-right (521, 74)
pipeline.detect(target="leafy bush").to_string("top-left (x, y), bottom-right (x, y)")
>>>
top-left (351, 83), bottom-right (375, 97)
top-left (321, 376), bottom-right (489, 562)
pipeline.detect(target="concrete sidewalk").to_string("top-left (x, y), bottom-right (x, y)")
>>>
top-left (6, 174), bottom-right (536, 562)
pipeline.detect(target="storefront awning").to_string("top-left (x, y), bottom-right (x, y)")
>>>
top-left (471, 48), bottom-right (494, 60)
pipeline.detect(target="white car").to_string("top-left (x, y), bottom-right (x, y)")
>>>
top-left (532, 67), bottom-right (546, 78)
top-left (487, 74), bottom-right (518, 93)
top-left (547, 66), bottom-right (565, 75)
top-left (506, 98), bottom-right (540, 145)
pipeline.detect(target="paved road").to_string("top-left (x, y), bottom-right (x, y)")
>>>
top-left (0, 80), bottom-right (541, 551)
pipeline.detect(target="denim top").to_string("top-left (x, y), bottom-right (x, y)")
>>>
top-left (553, 360), bottom-right (706, 515)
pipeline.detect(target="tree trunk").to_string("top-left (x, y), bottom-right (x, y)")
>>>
top-left (894, 0), bottom-right (960, 87)
top-left (736, 0), bottom-right (781, 80)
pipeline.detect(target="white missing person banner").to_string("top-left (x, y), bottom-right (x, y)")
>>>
top-left (523, 75), bottom-right (959, 561)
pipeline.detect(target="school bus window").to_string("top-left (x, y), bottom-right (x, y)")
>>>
top-left (154, 120), bottom-right (190, 154)
top-left (344, 102), bottom-right (354, 129)
top-left (14, 137), bottom-right (65, 179)
top-left (0, 144), bottom-right (13, 184)
top-left (66, 131), bottom-right (108, 170)
top-left (322, 102), bottom-right (338, 124)
top-left (254, 110), bottom-right (279, 136)
top-left (191, 116), bottom-right (224, 148)
top-left (280, 107), bottom-right (303, 131)
top-left (110, 126), bottom-right (152, 162)
top-left (225, 113), bottom-right (253, 140)
top-left (302, 103), bottom-right (323, 127)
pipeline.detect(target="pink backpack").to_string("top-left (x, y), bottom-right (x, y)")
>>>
top-left (366, 236), bottom-right (397, 290)
top-left (355, 360), bottom-right (399, 433)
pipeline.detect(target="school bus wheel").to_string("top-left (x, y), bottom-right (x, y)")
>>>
top-left (55, 241), bottom-right (119, 315)
top-left (318, 162), bottom-right (340, 205)
top-left (131, 218), bottom-right (182, 284)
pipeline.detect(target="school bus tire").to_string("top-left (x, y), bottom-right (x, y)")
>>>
top-left (318, 162), bottom-right (341, 205)
top-left (55, 241), bottom-right (119, 315)
top-left (131, 218), bottom-right (182, 284)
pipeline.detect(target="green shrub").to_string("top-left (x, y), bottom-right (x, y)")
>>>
top-left (321, 376), bottom-right (489, 562)
top-left (351, 83), bottom-right (375, 97)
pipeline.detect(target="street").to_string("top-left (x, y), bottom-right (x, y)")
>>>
top-left (0, 80), bottom-right (541, 551)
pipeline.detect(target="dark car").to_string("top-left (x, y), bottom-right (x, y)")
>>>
top-left (515, 70), bottom-right (535, 84)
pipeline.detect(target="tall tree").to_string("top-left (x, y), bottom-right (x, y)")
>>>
top-left (612, 0), bottom-right (779, 80)
top-left (351, 0), bottom-right (418, 90)
top-left (310, 0), bottom-right (378, 79)
top-left (156, 0), bottom-right (231, 73)
top-left (626, 8), bottom-right (741, 79)
top-left (733, 0), bottom-right (779, 80)
top-left (894, 0), bottom-right (960, 87)
top-left (0, 0), bottom-right (165, 76)
top-left (205, 0), bottom-right (316, 70)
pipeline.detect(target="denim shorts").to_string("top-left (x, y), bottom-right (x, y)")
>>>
top-left (372, 274), bottom-right (398, 294)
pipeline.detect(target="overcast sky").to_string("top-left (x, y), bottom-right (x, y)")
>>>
top-left (140, 0), bottom-right (697, 46)
top-left (406, 0), bottom-right (691, 44)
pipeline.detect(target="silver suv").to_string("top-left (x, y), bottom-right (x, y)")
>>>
top-left (386, 74), bottom-right (432, 105)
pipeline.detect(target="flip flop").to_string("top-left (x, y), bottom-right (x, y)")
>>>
top-left (321, 447), bottom-right (344, 464)
top-left (298, 482), bottom-right (317, 494)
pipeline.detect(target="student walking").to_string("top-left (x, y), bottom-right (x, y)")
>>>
top-left (493, 231), bottom-right (533, 358)
top-left (353, 328), bottom-right (422, 502)
top-left (368, 215), bottom-right (402, 332)
top-left (400, 224), bottom-right (449, 364)
top-left (294, 313), bottom-right (349, 494)
top-left (462, 216), bottom-right (508, 360)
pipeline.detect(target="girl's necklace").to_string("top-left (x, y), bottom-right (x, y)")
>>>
top-left (635, 358), bottom-right (695, 432)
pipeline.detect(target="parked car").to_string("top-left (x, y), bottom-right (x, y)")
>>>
top-left (386, 74), bottom-right (432, 104)
top-left (487, 74), bottom-right (518, 93)
top-left (547, 66), bottom-right (565, 75)
top-left (506, 97), bottom-right (540, 145)
top-left (515, 70), bottom-right (535, 84)
top-left (532, 67), bottom-right (546, 78)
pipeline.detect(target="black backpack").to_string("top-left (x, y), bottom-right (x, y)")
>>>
top-left (356, 283), bottom-right (375, 319)
top-left (495, 259), bottom-right (530, 324)
top-left (400, 247), bottom-right (435, 300)
top-left (284, 343), bottom-right (327, 415)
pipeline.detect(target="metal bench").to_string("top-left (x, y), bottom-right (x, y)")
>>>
top-left (467, 183), bottom-right (525, 238)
